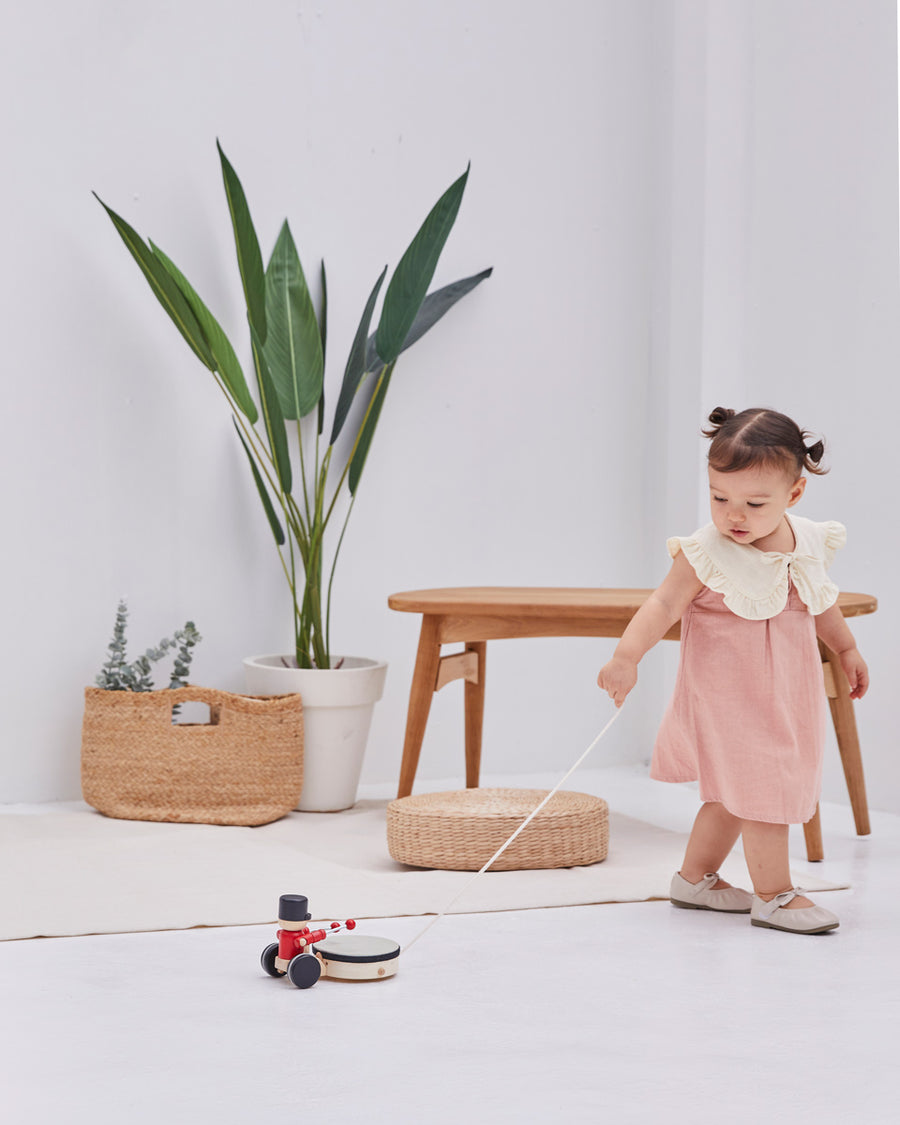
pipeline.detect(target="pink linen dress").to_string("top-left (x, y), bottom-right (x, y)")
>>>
top-left (650, 515), bottom-right (846, 825)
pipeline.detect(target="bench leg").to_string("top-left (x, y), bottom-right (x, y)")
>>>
top-left (820, 641), bottom-right (871, 837)
top-left (464, 642), bottom-right (486, 788)
top-left (397, 615), bottom-right (443, 798)
top-left (803, 805), bottom-right (824, 862)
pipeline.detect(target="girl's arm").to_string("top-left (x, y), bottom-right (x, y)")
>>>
top-left (814, 604), bottom-right (869, 700)
top-left (597, 551), bottom-right (703, 707)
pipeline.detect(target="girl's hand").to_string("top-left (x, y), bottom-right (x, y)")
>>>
top-left (838, 647), bottom-right (869, 700)
top-left (597, 657), bottom-right (637, 708)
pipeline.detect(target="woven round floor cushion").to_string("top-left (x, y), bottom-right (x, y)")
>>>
top-left (386, 788), bottom-right (609, 871)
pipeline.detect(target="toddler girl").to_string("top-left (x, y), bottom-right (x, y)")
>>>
top-left (597, 407), bottom-right (868, 934)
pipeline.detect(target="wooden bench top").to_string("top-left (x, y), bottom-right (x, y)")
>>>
top-left (388, 587), bottom-right (878, 621)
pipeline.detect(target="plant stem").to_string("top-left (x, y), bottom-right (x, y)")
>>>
top-left (325, 493), bottom-right (356, 658)
top-left (217, 375), bottom-right (290, 520)
top-left (321, 361), bottom-right (395, 530)
top-left (296, 417), bottom-right (313, 528)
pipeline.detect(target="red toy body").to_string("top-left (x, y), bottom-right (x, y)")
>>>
top-left (277, 920), bottom-right (356, 961)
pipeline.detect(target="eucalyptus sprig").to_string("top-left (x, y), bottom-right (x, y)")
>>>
top-left (168, 623), bottom-right (202, 690)
top-left (96, 146), bottom-right (490, 669)
top-left (96, 600), bottom-right (202, 694)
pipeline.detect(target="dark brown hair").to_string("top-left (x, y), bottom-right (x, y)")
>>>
top-left (703, 407), bottom-right (827, 477)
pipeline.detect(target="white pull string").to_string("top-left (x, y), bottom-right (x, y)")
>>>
top-left (402, 702), bottom-right (624, 953)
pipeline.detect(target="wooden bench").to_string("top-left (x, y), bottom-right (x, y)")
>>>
top-left (388, 587), bottom-right (877, 862)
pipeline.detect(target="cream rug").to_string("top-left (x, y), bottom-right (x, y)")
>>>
top-left (0, 793), bottom-right (845, 941)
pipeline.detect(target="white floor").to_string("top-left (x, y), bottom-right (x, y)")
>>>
top-left (2, 766), bottom-right (898, 1125)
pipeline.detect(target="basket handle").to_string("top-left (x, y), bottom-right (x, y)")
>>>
top-left (166, 684), bottom-right (230, 726)
top-left (164, 684), bottom-right (231, 707)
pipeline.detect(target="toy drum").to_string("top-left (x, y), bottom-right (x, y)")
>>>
top-left (313, 934), bottom-right (400, 981)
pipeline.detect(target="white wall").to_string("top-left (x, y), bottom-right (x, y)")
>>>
top-left (742, 3), bottom-right (899, 812)
top-left (1, 1), bottom-right (897, 816)
top-left (650, 0), bottom-right (899, 813)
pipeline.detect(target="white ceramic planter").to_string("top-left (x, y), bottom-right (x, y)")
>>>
top-left (243, 655), bottom-right (387, 812)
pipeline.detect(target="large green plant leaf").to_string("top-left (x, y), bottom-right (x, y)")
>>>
top-left (250, 325), bottom-right (292, 494)
top-left (348, 364), bottom-right (394, 495)
top-left (317, 260), bottom-right (328, 435)
top-left (150, 242), bottom-right (259, 423)
top-left (263, 221), bottom-right (324, 420)
top-left (318, 259), bottom-right (328, 364)
top-left (217, 141), bottom-right (267, 345)
top-left (234, 423), bottom-right (285, 545)
top-left (364, 267), bottom-right (492, 377)
top-left (94, 195), bottom-right (216, 370)
top-left (329, 266), bottom-right (387, 446)
top-left (374, 167), bottom-right (469, 366)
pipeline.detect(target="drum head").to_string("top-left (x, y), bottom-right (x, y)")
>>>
top-left (313, 934), bottom-right (400, 964)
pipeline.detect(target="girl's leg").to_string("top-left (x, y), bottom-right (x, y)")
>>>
top-left (680, 801), bottom-right (743, 888)
top-left (741, 820), bottom-right (814, 909)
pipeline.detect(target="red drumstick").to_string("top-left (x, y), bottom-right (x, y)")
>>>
top-left (304, 919), bottom-right (357, 944)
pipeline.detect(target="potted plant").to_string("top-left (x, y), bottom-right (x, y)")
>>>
top-left (95, 144), bottom-right (490, 810)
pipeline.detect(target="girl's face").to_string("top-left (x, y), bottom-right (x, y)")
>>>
top-left (708, 464), bottom-right (806, 551)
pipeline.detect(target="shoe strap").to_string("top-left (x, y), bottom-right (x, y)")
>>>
top-left (758, 888), bottom-right (801, 920)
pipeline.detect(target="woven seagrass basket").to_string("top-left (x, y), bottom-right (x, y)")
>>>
top-left (386, 788), bottom-right (609, 871)
top-left (81, 685), bottom-right (303, 826)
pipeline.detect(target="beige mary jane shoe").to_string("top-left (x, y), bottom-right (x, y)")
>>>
top-left (750, 889), bottom-right (839, 934)
top-left (669, 871), bottom-right (753, 913)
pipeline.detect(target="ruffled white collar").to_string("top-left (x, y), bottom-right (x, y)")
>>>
top-left (668, 515), bottom-right (846, 621)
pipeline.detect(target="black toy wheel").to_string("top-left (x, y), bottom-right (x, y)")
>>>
top-left (261, 943), bottom-right (285, 977)
top-left (287, 952), bottom-right (322, 989)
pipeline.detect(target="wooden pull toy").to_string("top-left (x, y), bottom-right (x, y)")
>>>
top-left (260, 894), bottom-right (400, 989)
